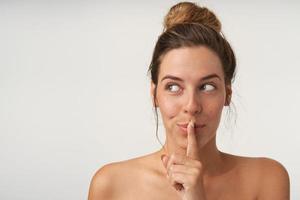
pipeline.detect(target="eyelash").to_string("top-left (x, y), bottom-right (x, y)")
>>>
top-left (165, 83), bottom-right (216, 93)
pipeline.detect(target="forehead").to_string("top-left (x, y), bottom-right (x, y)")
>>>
top-left (159, 46), bottom-right (224, 81)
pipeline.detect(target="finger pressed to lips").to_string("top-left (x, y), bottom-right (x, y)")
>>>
top-left (160, 120), bottom-right (203, 192)
top-left (187, 120), bottom-right (200, 159)
top-left (177, 123), bottom-right (205, 130)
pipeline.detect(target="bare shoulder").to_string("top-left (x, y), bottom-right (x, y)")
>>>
top-left (254, 157), bottom-right (290, 199)
top-left (224, 153), bottom-right (290, 199)
top-left (88, 162), bottom-right (115, 200)
top-left (88, 153), bottom-right (159, 200)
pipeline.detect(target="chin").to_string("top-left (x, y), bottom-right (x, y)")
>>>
top-left (176, 138), bottom-right (188, 149)
top-left (170, 130), bottom-right (188, 149)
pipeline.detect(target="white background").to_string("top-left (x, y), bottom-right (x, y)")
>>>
top-left (1, 0), bottom-right (299, 199)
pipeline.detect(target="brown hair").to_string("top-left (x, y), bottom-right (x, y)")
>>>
top-left (149, 2), bottom-right (236, 86)
top-left (148, 2), bottom-right (236, 144)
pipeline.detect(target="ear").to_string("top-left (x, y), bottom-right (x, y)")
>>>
top-left (150, 82), bottom-right (158, 107)
top-left (224, 84), bottom-right (232, 106)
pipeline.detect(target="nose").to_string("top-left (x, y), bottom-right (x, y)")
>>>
top-left (183, 90), bottom-right (202, 116)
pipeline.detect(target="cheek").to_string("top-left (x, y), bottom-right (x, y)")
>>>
top-left (158, 96), bottom-right (179, 119)
top-left (204, 96), bottom-right (225, 122)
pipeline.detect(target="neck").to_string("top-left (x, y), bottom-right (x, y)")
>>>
top-left (159, 135), bottom-right (224, 176)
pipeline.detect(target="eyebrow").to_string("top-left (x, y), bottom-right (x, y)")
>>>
top-left (160, 73), bottom-right (221, 82)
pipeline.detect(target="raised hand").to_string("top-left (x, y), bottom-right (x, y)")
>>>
top-left (161, 120), bottom-right (206, 200)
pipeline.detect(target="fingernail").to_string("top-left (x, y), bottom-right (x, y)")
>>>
top-left (189, 120), bottom-right (195, 128)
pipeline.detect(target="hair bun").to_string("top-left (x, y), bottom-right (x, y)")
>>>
top-left (163, 2), bottom-right (221, 32)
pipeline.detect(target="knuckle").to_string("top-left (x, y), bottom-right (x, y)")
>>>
top-left (190, 167), bottom-right (202, 177)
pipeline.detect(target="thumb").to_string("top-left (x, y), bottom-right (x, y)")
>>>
top-left (161, 154), bottom-right (169, 169)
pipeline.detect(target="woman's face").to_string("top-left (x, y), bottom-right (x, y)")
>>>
top-left (152, 46), bottom-right (230, 149)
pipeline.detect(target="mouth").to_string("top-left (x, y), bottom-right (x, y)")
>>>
top-left (177, 122), bottom-right (205, 133)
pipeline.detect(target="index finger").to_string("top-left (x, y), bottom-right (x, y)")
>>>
top-left (186, 120), bottom-right (199, 159)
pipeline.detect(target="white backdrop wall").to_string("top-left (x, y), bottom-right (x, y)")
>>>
top-left (0, 0), bottom-right (299, 199)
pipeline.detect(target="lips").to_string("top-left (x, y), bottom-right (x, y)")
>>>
top-left (177, 122), bottom-right (205, 133)
top-left (177, 123), bottom-right (205, 129)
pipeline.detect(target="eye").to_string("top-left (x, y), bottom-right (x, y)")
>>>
top-left (166, 83), bottom-right (181, 93)
top-left (201, 83), bottom-right (216, 91)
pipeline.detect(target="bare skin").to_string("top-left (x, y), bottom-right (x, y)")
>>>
top-left (88, 149), bottom-right (289, 199)
top-left (88, 47), bottom-right (289, 200)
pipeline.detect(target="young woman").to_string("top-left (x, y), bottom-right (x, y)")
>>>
top-left (88, 2), bottom-right (290, 200)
